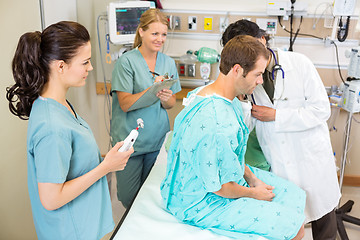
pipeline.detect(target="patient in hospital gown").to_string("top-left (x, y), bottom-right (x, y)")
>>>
top-left (161, 36), bottom-right (306, 240)
top-left (160, 93), bottom-right (306, 240)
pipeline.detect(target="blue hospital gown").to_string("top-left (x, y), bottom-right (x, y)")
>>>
top-left (160, 93), bottom-right (306, 240)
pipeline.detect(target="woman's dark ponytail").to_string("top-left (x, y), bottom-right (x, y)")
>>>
top-left (6, 31), bottom-right (45, 120)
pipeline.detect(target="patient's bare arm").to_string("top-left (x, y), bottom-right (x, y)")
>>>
top-left (214, 165), bottom-right (275, 201)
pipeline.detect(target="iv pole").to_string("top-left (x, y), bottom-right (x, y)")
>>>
top-left (336, 112), bottom-right (360, 240)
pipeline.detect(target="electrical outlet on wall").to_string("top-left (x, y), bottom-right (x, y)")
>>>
top-left (188, 16), bottom-right (197, 30)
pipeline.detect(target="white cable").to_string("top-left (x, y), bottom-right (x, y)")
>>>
top-left (352, 113), bottom-right (360, 124)
top-left (162, 25), bottom-right (175, 54)
top-left (312, 2), bottom-right (332, 29)
top-left (97, 14), bottom-right (112, 150)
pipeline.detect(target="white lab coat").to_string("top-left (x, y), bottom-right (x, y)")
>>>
top-left (244, 49), bottom-right (341, 223)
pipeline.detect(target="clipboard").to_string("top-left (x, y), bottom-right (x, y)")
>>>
top-left (128, 78), bottom-right (179, 111)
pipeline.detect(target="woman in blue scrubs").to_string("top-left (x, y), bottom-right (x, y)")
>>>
top-left (6, 21), bottom-right (133, 240)
top-left (111, 8), bottom-right (181, 209)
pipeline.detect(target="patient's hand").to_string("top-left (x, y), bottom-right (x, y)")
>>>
top-left (251, 184), bottom-right (275, 201)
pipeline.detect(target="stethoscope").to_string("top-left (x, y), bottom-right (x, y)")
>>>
top-left (251, 48), bottom-right (287, 104)
top-left (268, 48), bottom-right (285, 80)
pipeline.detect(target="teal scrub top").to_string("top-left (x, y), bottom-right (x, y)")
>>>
top-left (111, 48), bottom-right (181, 155)
top-left (27, 97), bottom-right (114, 240)
top-left (161, 90), bottom-right (306, 240)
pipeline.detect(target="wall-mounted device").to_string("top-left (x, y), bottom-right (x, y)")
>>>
top-left (333, 0), bottom-right (357, 16)
top-left (267, 0), bottom-right (307, 16)
top-left (167, 15), bottom-right (181, 30)
top-left (341, 80), bottom-right (360, 113)
top-left (200, 63), bottom-right (211, 80)
top-left (107, 1), bottom-right (151, 45)
top-left (346, 47), bottom-right (360, 79)
top-left (256, 18), bottom-right (278, 35)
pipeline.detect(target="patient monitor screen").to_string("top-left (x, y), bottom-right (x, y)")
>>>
top-left (115, 7), bottom-right (148, 35)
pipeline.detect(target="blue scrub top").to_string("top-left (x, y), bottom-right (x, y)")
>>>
top-left (111, 48), bottom-right (181, 155)
top-left (27, 97), bottom-right (114, 240)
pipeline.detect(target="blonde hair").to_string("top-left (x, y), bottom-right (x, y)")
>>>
top-left (133, 8), bottom-right (168, 48)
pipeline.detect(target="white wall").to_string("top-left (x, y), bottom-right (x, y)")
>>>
top-left (0, 0), bottom-right (40, 239)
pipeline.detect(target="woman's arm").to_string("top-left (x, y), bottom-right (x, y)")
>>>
top-left (116, 88), bottom-right (151, 112)
top-left (38, 142), bottom-right (133, 211)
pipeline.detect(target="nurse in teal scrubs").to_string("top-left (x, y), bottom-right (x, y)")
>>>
top-left (6, 21), bottom-right (133, 240)
top-left (111, 8), bottom-right (181, 208)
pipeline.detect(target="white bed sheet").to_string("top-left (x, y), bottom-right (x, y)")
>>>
top-left (112, 132), bottom-right (267, 240)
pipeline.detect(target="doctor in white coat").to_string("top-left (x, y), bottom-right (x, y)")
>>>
top-left (222, 20), bottom-right (341, 240)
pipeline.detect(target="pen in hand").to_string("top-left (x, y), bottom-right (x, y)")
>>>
top-left (149, 70), bottom-right (160, 76)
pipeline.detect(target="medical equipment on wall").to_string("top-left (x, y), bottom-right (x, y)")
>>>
top-left (266, 0), bottom-right (307, 17)
top-left (107, 1), bottom-right (151, 45)
top-left (269, 0), bottom-right (307, 51)
top-left (340, 80), bottom-right (360, 113)
top-left (194, 47), bottom-right (220, 80)
top-left (330, 0), bottom-right (357, 42)
top-left (336, 80), bottom-right (360, 239)
top-left (333, 0), bottom-right (357, 16)
top-left (118, 118), bottom-right (144, 152)
top-left (179, 51), bottom-right (197, 77)
top-left (345, 47), bottom-right (360, 80)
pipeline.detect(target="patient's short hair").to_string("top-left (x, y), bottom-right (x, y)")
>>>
top-left (220, 35), bottom-right (269, 76)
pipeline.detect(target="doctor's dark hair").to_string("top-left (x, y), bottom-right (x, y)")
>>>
top-left (133, 8), bottom-right (169, 48)
top-left (220, 35), bottom-right (269, 76)
top-left (221, 19), bottom-right (270, 48)
top-left (6, 21), bottom-right (90, 120)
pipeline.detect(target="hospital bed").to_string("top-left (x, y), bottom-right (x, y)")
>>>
top-left (111, 132), bottom-right (268, 240)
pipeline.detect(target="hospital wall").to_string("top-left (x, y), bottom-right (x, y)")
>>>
top-left (0, 0), bottom-right (360, 239)
top-left (0, 1), bottom-right (40, 239)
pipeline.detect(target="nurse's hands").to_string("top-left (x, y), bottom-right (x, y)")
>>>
top-left (103, 142), bottom-right (133, 172)
top-left (154, 75), bottom-right (164, 83)
top-left (156, 88), bottom-right (173, 102)
top-left (251, 105), bottom-right (276, 122)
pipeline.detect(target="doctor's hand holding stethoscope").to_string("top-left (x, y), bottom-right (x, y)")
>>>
top-left (251, 104), bottom-right (276, 122)
top-left (250, 48), bottom-right (284, 122)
